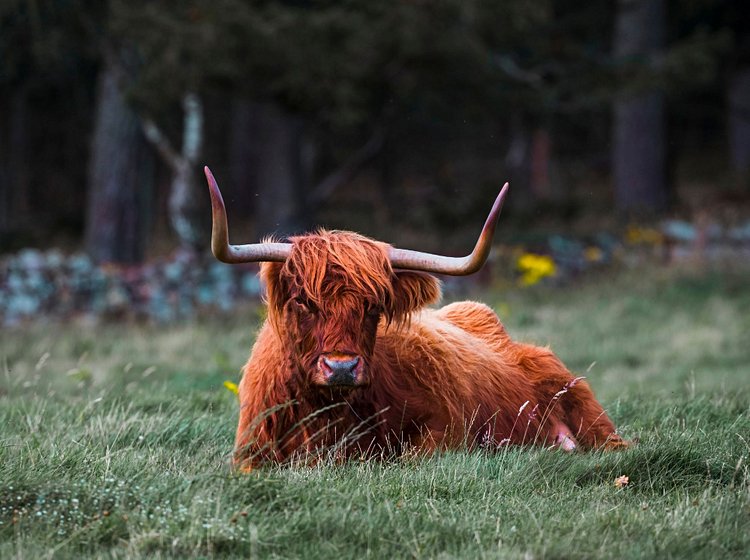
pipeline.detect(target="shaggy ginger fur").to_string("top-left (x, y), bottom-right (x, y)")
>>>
top-left (233, 230), bottom-right (626, 470)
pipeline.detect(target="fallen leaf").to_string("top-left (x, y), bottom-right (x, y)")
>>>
top-left (614, 475), bottom-right (630, 488)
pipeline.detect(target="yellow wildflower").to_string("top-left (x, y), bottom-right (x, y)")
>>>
top-left (223, 380), bottom-right (240, 396)
top-left (584, 246), bottom-right (604, 262)
top-left (625, 226), bottom-right (663, 245)
top-left (517, 253), bottom-right (556, 286)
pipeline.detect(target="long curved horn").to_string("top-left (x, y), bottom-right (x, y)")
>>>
top-left (388, 183), bottom-right (509, 275)
top-left (205, 166), bottom-right (291, 264)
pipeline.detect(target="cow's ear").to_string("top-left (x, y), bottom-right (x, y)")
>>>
top-left (389, 271), bottom-right (441, 319)
top-left (260, 262), bottom-right (286, 311)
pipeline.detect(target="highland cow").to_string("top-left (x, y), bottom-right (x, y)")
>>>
top-left (204, 167), bottom-right (627, 471)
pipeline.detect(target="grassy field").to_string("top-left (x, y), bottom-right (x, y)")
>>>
top-left (1, 266), bottom-right (749, 559)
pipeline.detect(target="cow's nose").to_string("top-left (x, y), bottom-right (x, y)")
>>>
top-left (319, 355), bottom-right (360, 385)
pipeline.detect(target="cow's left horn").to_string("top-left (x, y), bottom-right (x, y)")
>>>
top-left (388, 183), bottom-right (509, 275)
top-left (205, 166), bottom-right (291, 263)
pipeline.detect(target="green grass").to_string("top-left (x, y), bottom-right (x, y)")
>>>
top-left (1, 266), bottom-right (749, 559)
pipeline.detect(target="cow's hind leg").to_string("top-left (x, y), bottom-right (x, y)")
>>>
top-left (519, 345), bottom-right (628, 450)
top-left (559, 380), bottom-right (629, 450)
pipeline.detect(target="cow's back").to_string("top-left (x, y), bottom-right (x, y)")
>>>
top-left (434, 301), bottom-right (510, 350)
top-left (371, 302), bottom-right (541, 447)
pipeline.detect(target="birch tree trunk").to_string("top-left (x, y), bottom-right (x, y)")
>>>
top-left (142, 92), bottom-right (205, 251)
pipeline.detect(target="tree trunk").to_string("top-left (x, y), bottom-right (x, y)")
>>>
top-left (0, 87), bottom-right (31, 234)
top-left (85, 53), bottom-right (149, 264)
top-left (228, 98), bottom-right (259, 216)
top-left (169, 93), bottom-right (205, 250)
top-left (230, 102), bottom-right (382, 239)
top-left (0, 92), bottom-right (9, 233)
top-left (728, 66), bottom-right (750, 191)
top-left (142, 92), bottom-right (206, 251)
top-left (613, 0), bottom-right (668, 215)
top-left (10, 88), bottom-right (31, 221)
top-left (253, 103), bottom-right (308, 237)
top-left (505, 115), bottom-right (535, 214)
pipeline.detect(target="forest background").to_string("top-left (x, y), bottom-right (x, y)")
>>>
top-left (1, 0), bottom-right (749, 265)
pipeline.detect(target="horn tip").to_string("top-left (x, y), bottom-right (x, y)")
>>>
top-left (204, 166), bottom-right (222, 200)
top-left (491, 182), bottom-right (510, 214)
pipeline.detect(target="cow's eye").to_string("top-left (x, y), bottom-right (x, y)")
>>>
top-left (364, 303), bottom-right (381, 317)
top-left (293, 297), bottom-right (315, 313)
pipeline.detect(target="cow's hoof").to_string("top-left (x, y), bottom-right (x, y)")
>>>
top-left (552, 421), bottom-right (578, 452)
top-left (601, 435), bottom-right (633, 451)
